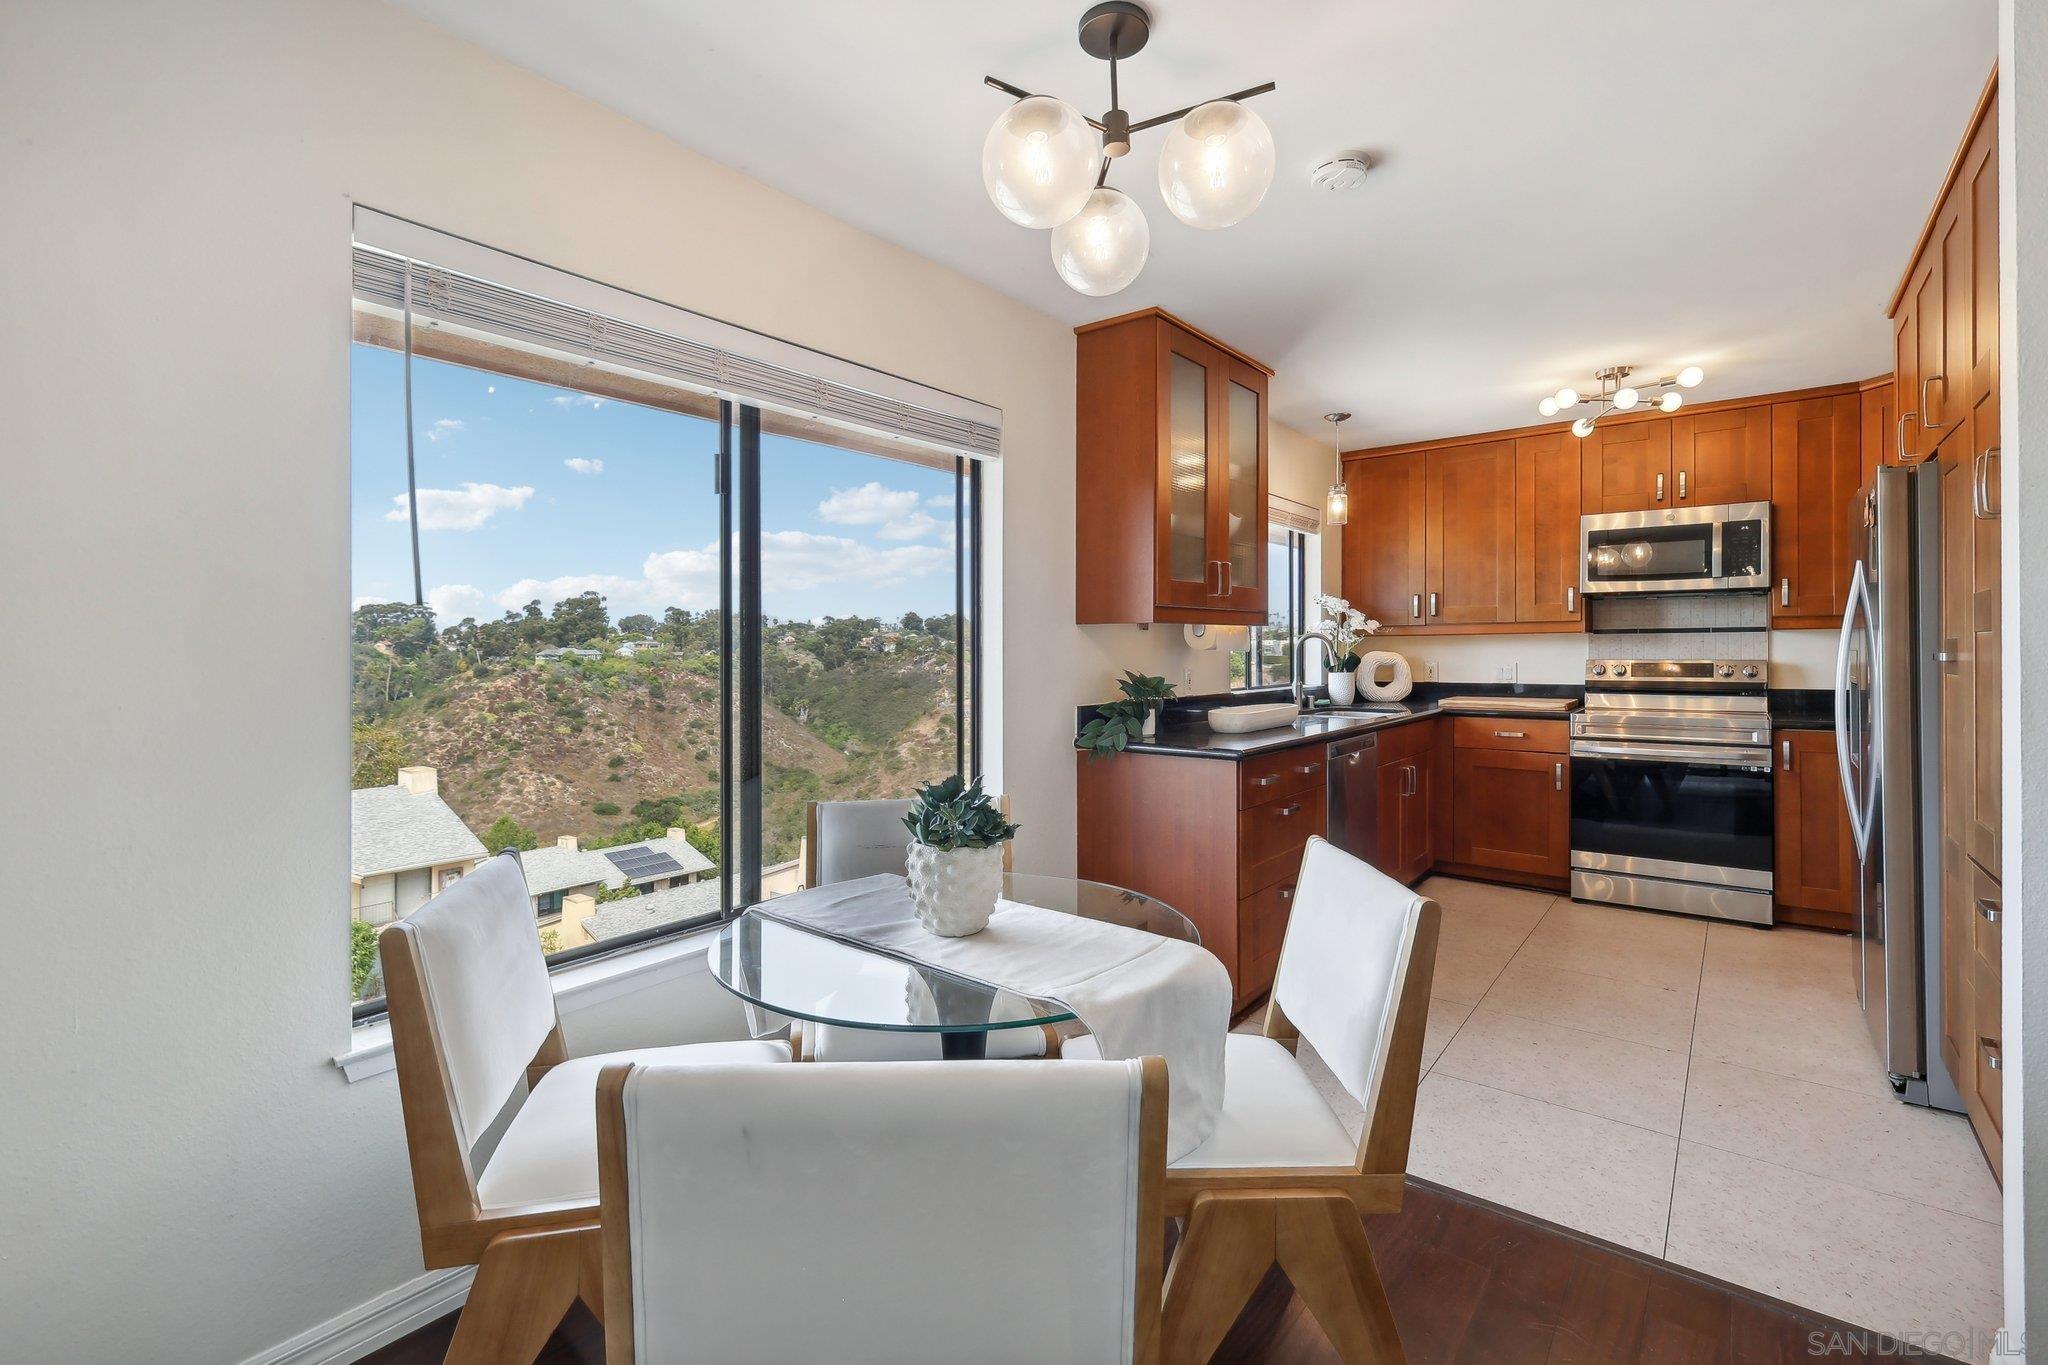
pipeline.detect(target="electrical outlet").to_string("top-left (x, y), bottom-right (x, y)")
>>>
top-left (1424, 659), bottom-right (1439, 681)
top-left (1182, 661), bottom-right (1198, 693)
top-left (1495, 663), bottom-right (1518, 684)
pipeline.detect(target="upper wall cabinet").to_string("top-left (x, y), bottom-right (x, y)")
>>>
top-left (1672, 407), bottom-right (1771, 505)
top-left (1580, 418), bottom-right (1672, 512)
top-left (1770, 395), bottom-right (1860, 626)
top-left (1515, 432), bottom-right (1584, 623)
top-left (1342, 451), bottom-right (1427, 628)
top-left (1076, 309), bottom-right (1271, 624)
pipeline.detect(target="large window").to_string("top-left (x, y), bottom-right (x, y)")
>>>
top-left (348, 230), bottom-right (984, 1015)
top-left (1231, 527), bottom-right (1321, 690)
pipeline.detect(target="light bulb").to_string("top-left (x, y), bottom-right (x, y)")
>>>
top-left (1660, 391), bottom-right (1684, 412)
top-left (1624, 541), bottom-right (1655, 568)
top-left (1555, 387), bottom-right (1580, 408)
top-left (1571, 416), bottom-right (1596, 439)
top-left (1537, 397), bottom-right (1559, 418)
top-left (1676, 365), bottom-right (1704, 388)
top-left (981, 96), bottom-right (1101, 228)
top-left (1050, 187), bottom-right (1150, 296)
top-left (1156, 101), bottom-right (1276, 229)
top-left (1324, 482), bottom-right (1350, 527)
top-left (1612, 387), bottom-right (1639, 411)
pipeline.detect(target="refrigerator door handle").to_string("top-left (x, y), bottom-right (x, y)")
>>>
top-left (1835, 565), bottom-right (1874, 860)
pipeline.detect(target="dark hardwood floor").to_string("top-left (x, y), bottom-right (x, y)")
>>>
top-left (365, 1179), bottom-right (1947, 1364)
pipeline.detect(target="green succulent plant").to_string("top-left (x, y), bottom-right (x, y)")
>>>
top-left (902, 774), bottom-right (1020, 851)
top-left (1078, 671), bottom-right (1178, 755)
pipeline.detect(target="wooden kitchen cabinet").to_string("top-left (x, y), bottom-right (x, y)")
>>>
top-left (1672, 406), bottom-right (1771, 506)
top-left (1769, 394), bottom-right (1861, 627)
top-left (1442, 719), bottom-right (1569, 889)
top-left (1373, 720), bottom-right (1441, 885)
top-left (1423, 440), bottom-right (1516, 625)
top-left (1514, 431), bottom-right (1585, 624)
top-left (1773, 730), bottom-right (1854, 930)
top-left (1858, 377), bottom-right (1894, 485)
top-left (1580, 417), bottom-right (1672, 512)
top-left (1074, 308), bottom-right (1271, 625)
top-left (1340, 451), bottom-right (1426, 628)
top-left (1340, 441), bottom-right (1541, 633)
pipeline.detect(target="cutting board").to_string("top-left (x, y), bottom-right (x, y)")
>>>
top-left (1434, 695), bottom-right (1581, 715)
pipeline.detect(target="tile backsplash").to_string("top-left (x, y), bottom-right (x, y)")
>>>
top-left (1586, 593), bottom-right (1768, 661)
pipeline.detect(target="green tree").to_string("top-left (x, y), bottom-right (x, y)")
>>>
top-left (351, 722), bottom-right (409, 788)
top-left (618, 613), bottom-right (657, 636)
top-left (350, 919), bottom-right (380, 1000)
top-left (596, 882), bottom-right (641, 904)
top-left (549, 590), bottom-right (610, 645)
top-left (482, 815), bottom-right (538, 852)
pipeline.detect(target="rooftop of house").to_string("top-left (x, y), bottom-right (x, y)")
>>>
top-left (581, 881), bottom-right (722, 943)
top-left (518, 831), bottom-right (715, 898)
top-left (350, 768), bottom-right (488, 879)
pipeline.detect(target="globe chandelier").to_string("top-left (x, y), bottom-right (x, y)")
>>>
top-left (1540, 364), bottom-right (1706, 437)
top-left (981, 2), bottom-right (1278, 296)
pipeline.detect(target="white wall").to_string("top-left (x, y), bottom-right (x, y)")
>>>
top-left (1356, 627), bottom-right (1839, 689)
top-left (0, 1), bottom-right (1330, 1358)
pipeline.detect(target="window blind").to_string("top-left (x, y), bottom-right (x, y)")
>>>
top-left (350, 209), bottom-right (1002, 462)
top-left (1269, 494), bottom-right (1321, 534)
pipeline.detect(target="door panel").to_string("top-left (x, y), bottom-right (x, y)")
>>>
top-left (1582, 419), bottom-right (1672, 512)
top-left (1913, 248), bottom-right (1945, 461)
top-left (1774, 730), bottom-right (1853, 916)
top-left (1453, 748), bottom-right (1567, 878)
top-left (1423, 440), bottom-right (1515, 624)
top-left (1672, 406), bottom-right (1771, 505)
top-left (1157, 333), bottom-right (1217, 608)
top-left (1514, 432), bottom-right (1583, 623)
top-left (1342, 453), bottom-right (1426, 627)
top-left (1858, 381), bottom-right (1893, 487)
top-left (1967, 109), bottom-right (2001, 876)
top-left (1770, 395), bottom-right (1860, 622)
top-left (1217, 359), bottom-right (1268, 612)
top-left (1892, 297), bottom-right (1921, 464)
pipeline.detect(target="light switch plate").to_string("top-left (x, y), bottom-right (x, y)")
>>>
top-left (1495, 663), bottom-right (1518, 683)
top-left (1424, 659), bottom-right (1439, 681)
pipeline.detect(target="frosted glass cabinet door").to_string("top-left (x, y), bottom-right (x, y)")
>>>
top-left (1223, 374), bottom-right (1264, 609)
top-left (1159, 343), bottom-right (1215, 608)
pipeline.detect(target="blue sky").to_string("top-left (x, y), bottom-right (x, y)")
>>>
top-left (349, 345), bottom-right (959, 628)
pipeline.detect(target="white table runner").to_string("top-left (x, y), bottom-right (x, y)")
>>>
top-left (758, 874), bottom-right (1231, 1160)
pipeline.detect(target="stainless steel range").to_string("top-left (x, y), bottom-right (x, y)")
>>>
top-left (1569, 658), bottom-right (1775, 925)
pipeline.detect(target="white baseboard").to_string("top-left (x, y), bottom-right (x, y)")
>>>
top-left (241, 1267), bottom-right (473, 1365)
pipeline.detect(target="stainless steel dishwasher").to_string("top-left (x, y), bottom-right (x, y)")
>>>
top-left (1326, 733), bottom-right (1380, 863)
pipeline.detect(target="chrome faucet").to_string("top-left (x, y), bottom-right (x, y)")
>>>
top-left (1293, 632), bottom-right (1338, 713)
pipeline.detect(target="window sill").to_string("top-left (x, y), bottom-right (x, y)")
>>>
top-left (332, 923), bottom-right (721, 1084)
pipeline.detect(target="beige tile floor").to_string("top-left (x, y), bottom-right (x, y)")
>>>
top-left (1257, 875), bottom-right (2005, 1361)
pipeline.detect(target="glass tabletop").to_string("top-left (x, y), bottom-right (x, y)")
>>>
top-left (706, 873), bottom-right (1197, 1036)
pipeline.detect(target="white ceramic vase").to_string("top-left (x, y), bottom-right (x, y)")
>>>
top-left (1142, 704), bottom-right (1160, 738)
top-left (1327, 669), bottom-right (1359, 706)
top-left (906, 841), bottom-right (1004, 937)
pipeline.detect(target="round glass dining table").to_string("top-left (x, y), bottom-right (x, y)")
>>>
top-left (706, 873), bottom-right (1197, 1059)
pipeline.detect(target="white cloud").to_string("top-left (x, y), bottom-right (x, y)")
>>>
top-left (816, 482), bottom-right (951, 541)
top-left (385, 481), bottom-right (534, 532)
top-left (924, 492), bottom-right (956, 510)
top-left (876, 510), bottom-right (940, 541)
top-left (550, 393), bottom-right (605, 409)
top-left (425, 418), bottom-right (464, 442)
top-left (426, 583), bottom-right (488, 623)
top-left (563, 457), bottom-right (605, 475)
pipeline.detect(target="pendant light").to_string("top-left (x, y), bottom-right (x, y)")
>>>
top-left (1538, 364), bottom-right (1706, 433)
top-left (1323, 412), bottom-right (1351, 527)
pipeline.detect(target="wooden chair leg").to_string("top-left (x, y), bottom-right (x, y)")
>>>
top-left (1161, 1193), bottom-right (1278, 1364)
top-left (1273, 1192), bottom-right (1406, 1364)
top-left (576, 1225), bottom-right (605, 1323)
top-left (445, 1227), bottom-right (585, 1365)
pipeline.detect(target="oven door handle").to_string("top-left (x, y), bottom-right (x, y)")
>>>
top-left (1570, 740), bottom-right (1773, 770)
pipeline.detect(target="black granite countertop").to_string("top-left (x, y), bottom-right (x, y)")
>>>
top-left (1769, 689), bottom-right (1834, 731)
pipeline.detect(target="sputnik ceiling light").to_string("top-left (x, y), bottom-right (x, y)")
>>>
top-left (981, 2), bottom-right (1278, 296)
top-left (1323, 412), bottom-right (1351, 526)
top-left (1540, 365), bottom-right (1705, 437)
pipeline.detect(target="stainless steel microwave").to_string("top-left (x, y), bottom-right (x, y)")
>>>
top-left (1579, 501), bottom-right (1770, 596)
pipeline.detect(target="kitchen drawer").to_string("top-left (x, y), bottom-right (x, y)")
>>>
top-left (1238, 880), bottom-right (1295, 1002)
top-left (1974, 949), bottom-right (2004, 1139)
top-left (1971, 858), bottom-right (2002, 964)
top-left (1238, 786), bottom-right (1324, 894)
top-left (1453, 715), bottom-right (1570, 754)
top-left (1239, 744), bottom-right (1328, 808)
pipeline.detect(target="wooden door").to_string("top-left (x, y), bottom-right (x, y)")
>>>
top-left (1964, 108), bottom-right (2001, 877)
top-left (1581, 419), bottom-right (1672, 512)
top-left (1769, 395), bottom-right (1860, 625)
top-left (1773, 730), bottom-right (1854, 924)
top-left (1968, 859), bottom-right (2004, 1175)
top-left (1156, 327), bottom-right (1223, 609)
top-left (1374, 757), bottom-right (1410, 881)
top-left (1400, 759), bottom-right (1435, 883)
top-left (1342, 453), bottom-right (1426, 627)
top-left (1938, 434), bottom-right (1976, 1124)
top-left (1452, 748), bottom-right (1568, 879)
top-left (1858, 380), bottom-right (1893, 487)
top-left (1514, 432), bottom-right (1584, 623)
top-left (1892, 288), bottom-right (1922, 464)
top-left (1423, 440), bottom-right (1515, 624)
top-left (1672, 406), bottom-right (1771, 506)
top-left (1912, 249), bottom-right (1945, 461)
top-left (1214, 356), bottom-right (1269, 614)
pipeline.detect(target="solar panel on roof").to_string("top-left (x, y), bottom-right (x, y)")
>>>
top-left (604, 847), bottom-right (684, 880)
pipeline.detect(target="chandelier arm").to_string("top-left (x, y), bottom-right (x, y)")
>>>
top-left (1096, 156), bottom-right (1110, 188)
top-left (984, 74), bottom-right (1112, 131)
top-left (1125, 81), bottom-right (1278, 133)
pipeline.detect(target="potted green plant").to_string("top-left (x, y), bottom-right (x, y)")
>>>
top-left (1312, 594), bottom-right (1382, 705)
top-left (1079, 671), bottom-right (1178, 753)
top-left (901, 774), bottom-right (1021, 936)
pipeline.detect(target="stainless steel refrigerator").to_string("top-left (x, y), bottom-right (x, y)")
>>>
top-left (1834, 461), bottom-right (1960, 1111)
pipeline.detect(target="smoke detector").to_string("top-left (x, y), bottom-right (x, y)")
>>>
top-left (1309, 155), bottom-right (1372, 192)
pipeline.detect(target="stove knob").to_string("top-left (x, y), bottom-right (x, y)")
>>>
top-left (1611, 664), bottom-right (1628, 678)
top-left (1742, 665), bottom-right (1760, 680)
top-left (1589, 663), bottom-right (1607, 677)
top-left (1716, 664), bottom-right (1735, 678)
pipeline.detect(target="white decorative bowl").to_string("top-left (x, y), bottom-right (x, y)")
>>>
top-left (1206, 703), bottom-right (1299, 734)
top-left (905, 842), bottom-right (1003, 937)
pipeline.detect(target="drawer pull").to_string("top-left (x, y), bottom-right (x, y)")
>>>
top-left (1275, 803), bottom-right (1303, 817)
top-left (1253, 774), bottom-right (1282, 787)
top-left (1493, 730), bottom-right (1527, 739)
top-left (1981, 1037), bottom-right (2002, 1072)
top-left (1977, 898), bottom-right (2001, 925)
top-left (1293, 763), bottom-right (1322, 776)
top-left (1277, 887), bottom-right (1293, 903)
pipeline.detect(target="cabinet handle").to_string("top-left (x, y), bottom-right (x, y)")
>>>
top-left (1276, 802), bottom-right (1303, 818)
top-left (1779, 578), bottom-right (1790, 608)
top-left (1781, 738), bottom-right (1792, 772)
top-left (1974, 447), bottom-right (2002, 521)
top-left (1493, 730), bottom-right (1527, 739)
top-left (1553, 761), bottom-right (1563, 791)
top-left (1403, 763), bottom-right (1418, 797)
top-left (1678, 469), bottom-right (1688, 501)
top-left (1411, 593), bottom-right (1422, 620)
top-left (1253, 773), bottom-right (1282, 787)
top-left (1922, 375), bottom-right (1951, 433)
top-left (1565, 586), bottom-right (1578, 614)
top-left (1977, 898), bottom-right (2001, 925)
top-left (1221, 559), bottom-right (1232, 597)
top-left (1896, 412), bottom-right (1918, 462)
top-left (1294, 763), bottom-right (1323, 776)
top-left (1934, 639), bottom-right (1959, 666)
top-left (1981, 1037), bottom-right (2003, 1072)
top-left (1655, 472), bottom-right (1666, 503)
top-left (1428, 592), bottom-right (1440, 618)
top-left (1278, 886), bottom-right (1294, 903)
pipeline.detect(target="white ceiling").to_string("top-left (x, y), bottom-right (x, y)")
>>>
top-left (392, 0), bottom-right (1997, 445)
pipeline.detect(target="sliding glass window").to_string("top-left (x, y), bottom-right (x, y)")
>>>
top-left (347, 226), bottom-right (987, 1016)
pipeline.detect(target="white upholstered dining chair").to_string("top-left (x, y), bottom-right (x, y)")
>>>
top-left (798, 796), bottom-right (1050, 1061)
top-left (378, 853), bottom-right (789, 1365)
top-left (1063, 836), bottom-right (1439, 1362)
top-left (595, 1056), bottom-right (1168, 1364)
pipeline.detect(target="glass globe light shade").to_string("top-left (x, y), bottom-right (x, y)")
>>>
top-left (1591, 546), bottom-right (1621, 570)
top-left (1660, 391), bottom-right (1684, 412)
top-left (1537, 396), bottom-right (1559, 418)
top-left (1324, 481), bottom-right (1350, 527)
top-left (1571, 415), bottom-right (1596, 439)
top-left (1676, 365), bottom-right (1705, 388)
top-left (1050, 187), bottom-right (1151, 296)
top-left (1612, 387), bottom-right (1639, 411)
top-left (1156, 100), bottom-right (1276, 229)
top-left (981, 96), bottom-right (1102, 229)
top-left (1556, 387), bottom-right (1580, 408)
